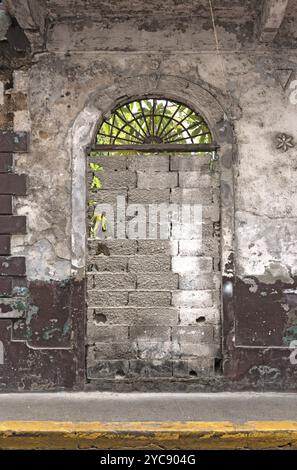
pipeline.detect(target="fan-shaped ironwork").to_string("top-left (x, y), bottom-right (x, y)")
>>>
top-left (96, 98), bottom-right (212, 147)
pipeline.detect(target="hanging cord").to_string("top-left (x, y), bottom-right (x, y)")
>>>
top-left (208, 0), bottom-right (234, 167)
top-left (208, 0), bottom-right (229, 95)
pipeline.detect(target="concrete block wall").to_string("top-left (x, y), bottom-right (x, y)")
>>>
top-left (86, 153), bottom-right (221, 382)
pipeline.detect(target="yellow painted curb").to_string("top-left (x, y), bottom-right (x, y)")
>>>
top-left (0, 421), bottom-right (296, 449)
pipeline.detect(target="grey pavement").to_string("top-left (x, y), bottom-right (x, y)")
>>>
top-left (0, 392), bottom-right (296, 422)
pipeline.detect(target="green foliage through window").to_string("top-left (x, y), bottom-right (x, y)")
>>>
top-left (96, 98), bottom-right (212, 146)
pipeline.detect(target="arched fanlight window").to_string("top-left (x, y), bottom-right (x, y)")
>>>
top-left (93, 98), bottom-right (217, 153)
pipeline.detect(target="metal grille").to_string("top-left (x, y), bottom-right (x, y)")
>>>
top-left (93, 98), bottom-right (218, 153)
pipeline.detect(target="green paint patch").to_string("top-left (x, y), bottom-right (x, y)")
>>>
top-left (283, 325), bottom-right (297, 346)
top-left (42, 328), bottom-right (60, 340)
top-left (62, 319), bottom-right (71, 336)
top-left (13, 300), bottom-right (27, 312)
top-left (24, 326), bottom-right (33, 339)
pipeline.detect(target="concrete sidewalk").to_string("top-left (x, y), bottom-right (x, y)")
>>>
top-left (0, 392), bottom-right (296, 449)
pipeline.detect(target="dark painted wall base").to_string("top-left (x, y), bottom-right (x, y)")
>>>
top-left (84, 373), bottom-right (297, 393)
top-left (0, 279), bottom-right (85, 392)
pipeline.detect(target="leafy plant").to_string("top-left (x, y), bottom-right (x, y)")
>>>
top-left (95, 98), bottom-right (212, 156)
top-left (89, 162), bottom-right (103, 172)
top-left (89, 161), bottom-right (103, 190)
top-left (88, 163), bottom-right (105, 236)
top-left (89, 213), bottom-right (107, 238)
top-left (91, 175), bottom-right (102, 189)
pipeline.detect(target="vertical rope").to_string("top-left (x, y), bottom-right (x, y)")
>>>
top-left (208, 0), bottom-right (229, 95)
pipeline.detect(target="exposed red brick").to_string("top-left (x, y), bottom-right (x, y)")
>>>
top-left (0, 215), bottom-right (26, 234)
top-left (0, 131), bottom-right (28, 153)
top-left (0, 257), bottom-right (26, 276)
top-left (0, 174), bottom-right (27, 195)
top-left (0, 235), bottom-right (10, 255)
top-left (11, 92), bottom-right (28, 111)
top-left (0, 153), bottom-right (13, 172)
top-left (0, 277), bottom-right (12, 295)
top-left (0, 195), bottom-right (12, 214)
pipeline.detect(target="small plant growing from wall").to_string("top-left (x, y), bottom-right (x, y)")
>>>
top-left (88, 161), bottom-right (107, 238)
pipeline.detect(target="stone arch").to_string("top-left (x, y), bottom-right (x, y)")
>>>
top-left (69, 73), bottom-right (236, 370)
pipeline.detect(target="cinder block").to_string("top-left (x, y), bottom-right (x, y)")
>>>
top-left (170, 155), bottom-right (209, 171)
top-left (213, 324), bottom-right (222, 344)
top-left (178, 235), bottom-right (219, 256)
top-left (88, 239), bottom-right (137, 256)
top-left (137, 240), bottom-right (178, 255)
top-left (178, 224), bottom-right (219, 256)
top-left (179, 172), bottom-right (213, 188)
top-left (178, 342), bottom-right (220, 357)
top-left (90, 189), bottom-right (127, 204)
top-left (178, 240), bottom-right (202, 256)
top-left (212, 290), bottom-right (221, 308)
top-left (172, 256), bottom-right (213, 273)
top-left (172, 290), bottom-right (213, 308)
top-left (136, 341), bottom-right (177, 359)
top-left (129, 325), bottom-right (171, 341)
top-left (87, 359), bottom-right (130, 379)
top-left (128, 291), bottom-right (171, 307)
top-left (88, 290), bottom-right (129, 307)
top-left (127, 155), bottom-right (169, 171)
top-left (137, 171), bottom-right (178, 189)
top-left (123, 221), bottom-right (169, 241)
top-left (88, 155), bottom-right (127, 170)
top-left (128, 255), bottom-right (171, 272)
top-left (202, 205), bottom-right (220, 222)
top-left (173, 358), bottom-right (215, 377)
top-left (141, 220), bottom-right (171, 241)
top-left (129, 359), bottom-right (173, 377)
top-left (86, 322), bottom-right (129, 342)
top-left (171, 222), bottom-right (202, 240)
top-left (95, 170), bottom-right (136, 189)
top-left (87, 342), bottom-right (136, 360)
top-left (89, 307), bottom-right (178, 326)
top-left (137, 272), bottom-right (178, 290)
top-left (179, 307), bottom-right (221, 325)
top-left (87, 256), bottom-right (128, 272)
top-left (88, 273), bottom-right (136, 290)
top-left (172, 325), bottom-right (214, 344)
top-left (128, 188), bottom-right (170, 204)
top-left (170, 187), bottom-right (213, 204)
top-left (179, 272), bottom-right (221, 290)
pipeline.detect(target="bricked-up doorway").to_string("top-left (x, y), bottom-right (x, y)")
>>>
top-left (86, 97), bottom-right (222, 387)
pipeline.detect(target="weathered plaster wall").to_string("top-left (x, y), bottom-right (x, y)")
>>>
top-left (13, 50), bottom-right (297, 282)
top-left (1, 0), bottom-right (297, 390)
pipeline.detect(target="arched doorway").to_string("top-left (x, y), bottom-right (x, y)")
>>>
top-left (85, 96), bottom-right (222, 382)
